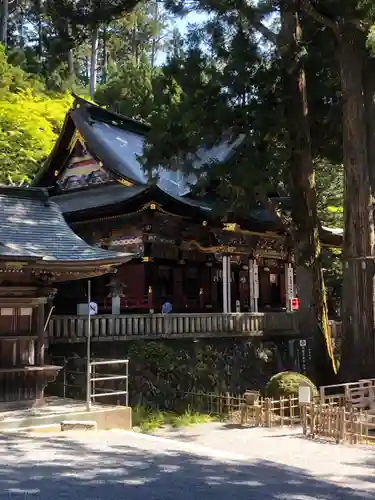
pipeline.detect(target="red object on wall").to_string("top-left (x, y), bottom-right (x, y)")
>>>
top-left (290, 297), bottom-right (300, 311)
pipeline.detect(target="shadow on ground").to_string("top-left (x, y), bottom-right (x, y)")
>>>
top-left (343, 455), bottom-right (375, 486)
top-left (0, 432), bottom-right (372, 499)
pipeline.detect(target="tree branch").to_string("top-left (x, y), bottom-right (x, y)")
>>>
top-left (250, 16), bottom-right (278, 45)
top-left (300, 0), bottom-right (340, 39)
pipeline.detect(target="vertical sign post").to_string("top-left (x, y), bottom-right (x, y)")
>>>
top-left (253, 260), bottom-right (259, 313)
top-left (227, 256), bottom-right (232, 313)
top-left (285, 263), bottom-right (294, 312)
top-left (85, 281), bottom-right (98, 411)
top-left (249, 259), bottom-right (254, 312)
top-left (222, 256), bottom-right (228, 313)
top-left (86, 279), bottom-right (92, 411)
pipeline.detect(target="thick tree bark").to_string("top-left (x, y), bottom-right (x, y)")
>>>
top-left (339, 33), bottom-right (375, 380)
top-left (0, 0), bottom-right (9, 46)
top-left (280, 5), bottom-right (335, 384)
top-left (300, 0), bottom-right (375, 382)
top-left (364, 58), bottom-right (375, 200)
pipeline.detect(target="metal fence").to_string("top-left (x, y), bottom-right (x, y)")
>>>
top-left (89, 359), bottom-right (129, 406)
top-left (47, 356), bottom-right (129, 406)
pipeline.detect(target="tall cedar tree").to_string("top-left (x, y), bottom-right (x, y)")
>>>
top-left (145, 0), bottom-right (338, 383)
top-left (301, 0), bottom-right (375, 380)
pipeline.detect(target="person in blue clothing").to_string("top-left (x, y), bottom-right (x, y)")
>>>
top-left (161, 300), bottom-right (173, 334)
top-left (162, 300), bottom-right (172, 314)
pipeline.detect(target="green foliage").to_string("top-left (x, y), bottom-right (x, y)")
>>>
top-left (316, 159), bottom-right (344, 230)
top-left (143, 6), bottom-right (344, 218)
top-left (96, 57), bottom-right (157, 120)
top-left (169, 410), bottom-right (213, 428)
top-left (127, 340), bottom-right (278, 409)
top-left (265, 371), bottom-right (318, 399)
top-left (367, 24), bottom-right (375, 54)
top-left (0, 44), bottom-right (72, 184)
top-left (0, 45), bottom-right (43, 98)
top-left (132, 406), bottom-right (166, 432)
top-left (132, 405), bottom-right (213, 433)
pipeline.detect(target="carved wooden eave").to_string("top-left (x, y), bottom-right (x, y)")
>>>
top-left (0, 258), bottom-right (125, 282)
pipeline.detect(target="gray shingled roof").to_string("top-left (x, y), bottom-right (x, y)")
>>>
top-left (0, 187), bottom-right (133, 263)
top-left (51, 184), bottom-right (212, 215)
top-left (69, 102), bottom-right (244, 198)
top-left (52, 185), bottom-right (146, 214)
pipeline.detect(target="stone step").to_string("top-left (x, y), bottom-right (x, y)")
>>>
top-left (60, 420), bottom-right (97, 431)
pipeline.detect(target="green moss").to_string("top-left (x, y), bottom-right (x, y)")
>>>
top-left (265, 371), bottom-right (318, 399)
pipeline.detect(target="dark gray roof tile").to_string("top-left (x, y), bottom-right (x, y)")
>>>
top-left (51, 184), bottom-right (212, 215)
top-left (0, 187), bottom-right (133, 263)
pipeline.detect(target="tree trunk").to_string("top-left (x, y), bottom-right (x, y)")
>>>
top-left (89, 27), bottom-right (99, 101)
top-left (364, 58), bottom-right (375, 199)
top-left (68, 49), bottom-right (74, 77)
top-left (102, 26), bottom-right (108, 83)
top-left (280, 5), bottom-right (335, 384)
top-left (339, 32), bottom-right (375, 380)
top-left (0, 0), bottom-right (9, 46)
top-left (150, 0), bottom-right (159, 68)
top-left (67, 21), bottom-right (74, 78)
top-left (19, 7), bottom-right (25, 48)
top-left (37, 0), bottom-right (43, 62)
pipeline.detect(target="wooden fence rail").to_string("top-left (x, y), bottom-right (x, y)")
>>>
top-left (47, 312), bottom-right (300, 342)
top-left (175, 391), bottom-right (301, 427)
top-left (302, 403), bottom-right (375, 444)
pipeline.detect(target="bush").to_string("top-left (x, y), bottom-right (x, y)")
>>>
top-left (265, 371), bottom-right (318, 399)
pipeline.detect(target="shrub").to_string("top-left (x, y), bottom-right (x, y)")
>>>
top-left (265, 371), bottom-right (318, 399)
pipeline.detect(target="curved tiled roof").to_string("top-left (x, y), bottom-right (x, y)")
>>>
top-left (0, 187), bottom-right (133, 264)
top-left (51, 184), bottom-right (212, 216)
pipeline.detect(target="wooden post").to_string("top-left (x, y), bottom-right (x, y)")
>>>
top-left (338, 407), bottom-right (346, 443)
top-left (327, 406), bottom-right (332, 436)
top-left (349, 408), bottom-right (354, 444)
top-left (36, 303), bottom-right (45, 366)
top-left (364, 410), bottom-right (369, 445)
top-left (226, 392), bottom-right (230, 415)
top-left (265, 398), bottom-right (272, 427)
top-left (280, 396), bottom-right (284, 426)
top-left (302, 404), bottom-right (307, 435)
top-left (319, 386), bottom-right (324, 404)
top-left (289, 395), bottom-right (294, 424)
top-left (240, 402), bottom-right (246, 425)
top-left (359, 410), bottom-right (364, 444)
top-left (310, 403), bottom-right (316, 437)
top-left (353, 410), bottom-right (360, 445)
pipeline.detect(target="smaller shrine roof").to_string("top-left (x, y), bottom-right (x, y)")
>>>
top-left (0, 187), bottom-right (133, 265)
top-left (51, 184), bottom-right (212, 218)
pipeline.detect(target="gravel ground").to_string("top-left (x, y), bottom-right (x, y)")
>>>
top-left (0, 423), bottom-right (375, 499)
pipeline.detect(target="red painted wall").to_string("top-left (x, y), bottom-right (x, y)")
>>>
top-left (118, 264), bottom-right (145, 300)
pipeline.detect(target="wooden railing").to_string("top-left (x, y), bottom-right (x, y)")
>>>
top-left (47, 312), bottom-right (300, 342)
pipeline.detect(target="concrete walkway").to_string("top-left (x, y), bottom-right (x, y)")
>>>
top-left (0, 423), bottom-right (375, 499)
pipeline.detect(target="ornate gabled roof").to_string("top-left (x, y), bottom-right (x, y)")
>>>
top-left (31, 97), bottom-right (343, 248)
top-left (33, 96), bottom-right (243, 198)
top-left (0, 186), bottom-right (133, 266)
